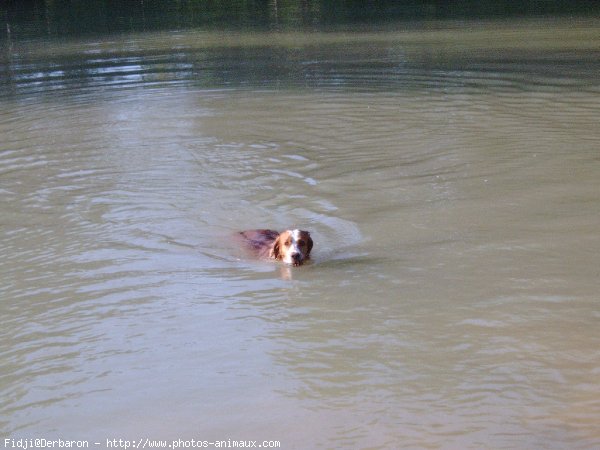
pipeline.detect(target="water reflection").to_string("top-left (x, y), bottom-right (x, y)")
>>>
top-left (3, 26), bottom-right (600, 100)
top-left (4, 0), bottom-right (598, 38)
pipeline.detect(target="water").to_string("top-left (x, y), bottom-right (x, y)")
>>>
top-left (1, 19), bottom-right (600, 449)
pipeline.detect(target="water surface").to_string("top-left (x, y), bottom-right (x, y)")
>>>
top-left (1, 20), bottom-right (600, 449)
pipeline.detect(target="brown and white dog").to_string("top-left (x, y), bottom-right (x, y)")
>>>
top-left (238, 229), bottom-right (313, 266)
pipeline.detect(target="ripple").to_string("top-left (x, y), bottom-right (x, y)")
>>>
top-left (3, 25), bottom-right (600, 98)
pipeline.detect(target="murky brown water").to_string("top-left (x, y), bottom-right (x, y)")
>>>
top-left (1, 20), bottom-right (600, 449)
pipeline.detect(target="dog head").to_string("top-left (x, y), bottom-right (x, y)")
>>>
top-left (272, 229), bottom-right (313, 266)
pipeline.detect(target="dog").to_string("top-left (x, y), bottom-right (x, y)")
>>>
top-left (238, 229), bottom-right (313, 266)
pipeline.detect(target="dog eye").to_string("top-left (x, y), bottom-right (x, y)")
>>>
top-left (297, 240), bottom-right (305, 247)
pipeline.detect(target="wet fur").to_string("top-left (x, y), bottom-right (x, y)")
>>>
top-left (239, 229), bottom-right (313, 266)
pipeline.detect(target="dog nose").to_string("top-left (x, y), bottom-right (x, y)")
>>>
top-left (291, 252), bottom-right (301, 261)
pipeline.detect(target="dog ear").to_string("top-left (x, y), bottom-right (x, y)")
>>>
top-left (271, 235), bottom-right (282, 260)
top-left (305, 232), bottom-right (313, 257)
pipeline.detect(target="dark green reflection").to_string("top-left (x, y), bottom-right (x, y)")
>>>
top-left (2, 0), bottom-right (599, 38)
